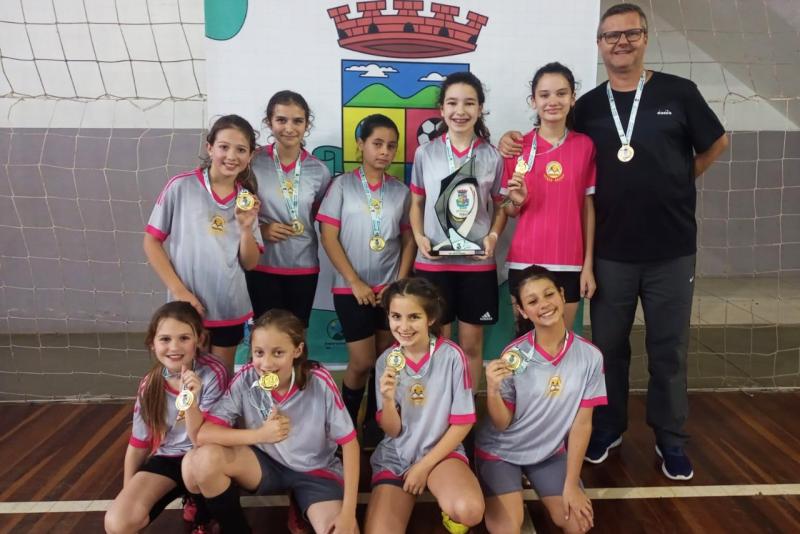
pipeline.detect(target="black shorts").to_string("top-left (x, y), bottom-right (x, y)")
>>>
top-left (207, 323), bottom-right (245, 348)
top-left (416, 269), bottom-right (498, 325)
top-left (139, 455), bottom-right (186, 522)
top-left (246, 270), bottom-right (319, 327)
top-left (508, 268), bottom-right (581, 304)
top-left (251, 446), bottom-right (343, 514)
top-left (333, 294), bottom-right (388, 343)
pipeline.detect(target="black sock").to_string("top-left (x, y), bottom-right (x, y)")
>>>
top-left (187, 492), bottom-right (210, 524)
top-left (365, 368), bottom-right (378, 425)
top-left (205, 483), bottom-right (250, 533)
top-left (341, 384), bottom-right (365, 425)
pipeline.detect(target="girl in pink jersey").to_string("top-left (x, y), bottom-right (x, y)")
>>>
top-left (503, 63), bottom-right (597, 332)
top-left (144, 115), bottom-right (264, 371)
top-left (182, 310), bottom-right (360, 534)
top-left (365, 278), bottom-right (484, 534)
top-left (105, 302), bottom-right (227, 534)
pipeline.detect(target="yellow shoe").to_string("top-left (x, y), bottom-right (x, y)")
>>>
top-left (441, 512), bottom-right (469, 534)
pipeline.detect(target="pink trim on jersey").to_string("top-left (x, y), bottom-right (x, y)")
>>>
top-left (229, 363), bottom-right (254, 391)
top-left (409, 183), bottom-right (425, 196)
top-left (311, 367), bottom-right (346, 410)
top-left (254, 265), bottom-right (320, 275)
top-left (203, 311), bottom-right (252, 328)
top-left (400, 223), bottom-right (412, 232)
top-left (491, 193), bottom-right (504, 202)
top-left (449, 413), bottom-right (476, 425)
top-left (372, 469), bottom-right (402, 483)
top-left (155, 170), bottom-right (196, 205)
top-left (271, 383), bottom-right (299, 404)
top-left (129, 436), bottom-right (150, 449)
top-left (198, 353), bottom-right (229, 389)
top-left (475, 447), bottom-right (503, 461)
top-left (413, 262), bottom-right (497, 273)
top-left (441, 135), bottom-right (484, 157)
top-left (257, 243), bottom-right (265, 254)
top-left (367, 180), bottom-right (382, 192)
top-left (307, 468), bottom-right (345, 486)
top-left (405, 351), bottom-right (430, 374)
top-left (316, 214), bottom-right (341, 228)
top-left (503, 399), bottom-right (516, 412)
top-left (335, 429), bottom-right (357, 445)
top-left (332, 284), bottom-right (387, 295)
top-left (204, 412), bottom-right (231, 427)
top-left (446, 451), bottom-right (469, 465)
top-left (441, 338), bottom-right (472, 389)
top-left (164, 382), bottom-right (179, 395)
top-left (197, 170), bottom-right (237, 205)
top-left (265, 145), bottom-right (310, 172)
top-left (580, 396), bottom-right (608, 408)
top-left (533, 330), bottom-right (574, 366)
top-left (145, 224), bottom-right (168, 242)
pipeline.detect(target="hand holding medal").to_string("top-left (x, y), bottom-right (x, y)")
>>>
top-left (175, 363), bottom-right (201, 420)
top-left (485, 357), bottom-right (513, 396)
top-left (234, 189), bottom-right (260, 229)
top-left (380, 358), bottom-right (399, 401)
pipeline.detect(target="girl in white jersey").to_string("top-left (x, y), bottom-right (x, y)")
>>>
top-left (365, 278), bottom-right (484, 534)
top-left (247, 91), bottom-right (332, 326)
top-left (502, 63), bottom-right (597, 331)
top-left (409, 71), bottom-right (507, 387)
top-left (105, 302), bottom-right (227, 534)
top-left (477, 265), bottom-right (606, 533)
top-left (144, 115), bottom-right (264, 371)
top-left (182, 310), bottom-right (359, 534)
top-left (318, 114), bottom-right (415, 446)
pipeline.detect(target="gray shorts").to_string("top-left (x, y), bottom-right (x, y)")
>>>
top-left (476, 451), bottom-right (573, 498)
top-left (251, 446), bottom-right (343, 513)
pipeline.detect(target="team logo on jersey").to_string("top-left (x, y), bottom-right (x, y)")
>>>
top-left (547, 375), bottom-right (563, 397)
top-left (210, 215), bottom-right (225, 233)
top-left (544, 161), bottom-right (564, 181)
top-left (409, 382), bottom-right (426, 406)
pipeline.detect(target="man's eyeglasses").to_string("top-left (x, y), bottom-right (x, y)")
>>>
top-left (598, 28), bottom-right (647, 44)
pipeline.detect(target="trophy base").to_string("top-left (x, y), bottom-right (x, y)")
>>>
top-left (430, 248), bottom-right (485, 257)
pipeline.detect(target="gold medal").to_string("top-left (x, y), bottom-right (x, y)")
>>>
top-left (514, 157), bottom-right (528, 175)
top-left (283, 180), bottom-right (294, 195)
top-left (175, 389), bottom-right (194, 418)
top-left (210, 214), bottom-right (225, 233)
top-left (369, 235), bottom-right (386, 252)
top-left (387, 349), bottom-right (405, 372)
top-left (258, 372), bottom-right (280, 392)
top-left (617, 144), bottom-right (634, 162)
top-left (291, 219), bottom-right (304, 235)
top-left (502, 349), bottom-right (523, 372)
top-left (547, 375), bottom-right (563, 397)
top-left (370, 198), bottom-right (382, 213)
top-left (545, 161), bottom-right (563, 181)
top-left (410, 382), bottom-right (425, 405)
top-left (236, 190), bottom-right (255, 211)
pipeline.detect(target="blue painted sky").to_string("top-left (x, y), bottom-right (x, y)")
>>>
top-left (341, 60), bottom-right (468, 102)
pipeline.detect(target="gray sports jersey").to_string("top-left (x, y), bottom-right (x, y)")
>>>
top-left (251, 146), bottom-right (332, 274)
top-left (475, 332), bottom-right (607, 466)
top-left (146, 169), bottom-right (264, 326)
top-left (206, 363), bottom-right (355, 478)
top-left (129, 353), bottom-right (228, 456)
top-left (370, 338), bottom-right (476, 478)
top-left (316, 171), bottom-right (411, 293)
top-left (410, 137), bottom-right (504, 270)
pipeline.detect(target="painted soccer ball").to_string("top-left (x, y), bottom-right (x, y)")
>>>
top-left (417, 118), bottom-right (442, 145)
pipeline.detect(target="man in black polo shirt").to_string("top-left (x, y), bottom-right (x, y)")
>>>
top-left (500, 3), bottom-right (728, 480)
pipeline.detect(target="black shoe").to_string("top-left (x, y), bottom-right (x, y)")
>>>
top-left (584, 432), bottom-right (622, 464)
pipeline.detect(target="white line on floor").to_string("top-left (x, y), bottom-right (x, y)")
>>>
top-left (1, 484), bottom-right (798, 515)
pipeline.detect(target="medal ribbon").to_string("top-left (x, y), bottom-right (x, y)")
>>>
top-left (523, 128), bottom-right (569, 172)
top-left (203, 168), bottom-right (239, 209)
top-left (357, 167), bottom-right (384, 240)
top-left (525, 329), bottom-right (571, 366)
top-left (249, 368), bottom-right (296, 419)
top-left (445, 133), bottom-right (476, 173)
top-left (401, 336), bottom-right (437, 381)
top-left (272, 144), bottom-right (302, 224)
top-left (606, 70), bottom-right (646, 149)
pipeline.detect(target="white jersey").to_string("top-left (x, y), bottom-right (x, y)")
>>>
top-left (316, 171), bottom-right (411, 294)
top-left (145, 168), bottom-right (264, 326)
top-left (371, 338), bottom-right (476, 479)
top-left (251, 146), bottom-right (332, 274)
top-left (475, 331), bottom-right (607, 465)
top-left (410, 136), bottom-right (504, 272)
top-left (129, 353), bottom-right (228, 457)
top-left (206, 363), bottom-right (355, 479)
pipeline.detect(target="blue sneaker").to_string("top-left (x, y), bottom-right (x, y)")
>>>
top-left (584, 432), bottom-right (622, 464)
top-left (655, 444), bottom-right (694, 480)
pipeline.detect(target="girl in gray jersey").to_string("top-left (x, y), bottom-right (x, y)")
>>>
top-left (478, 266), bottom-right (605, 533)
top-left (364, 278), bottom-right (484, 534)
top-left (144, 115), bottom-right (264, 372)
top-left (105, 302), bottom-right (227, 534)
top-left (246, 91), bottom-right (332, 326)
top-left (182, 310), bottom-right (359, 534)
top-left (318, 114), bottom-right (415, 447)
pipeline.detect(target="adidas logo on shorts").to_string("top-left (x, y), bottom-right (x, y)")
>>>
top-left (480, 311), bottom-right (493, 321)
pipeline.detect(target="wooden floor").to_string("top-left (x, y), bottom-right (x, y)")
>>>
top-left (1, 392), bottom-right (799, 533)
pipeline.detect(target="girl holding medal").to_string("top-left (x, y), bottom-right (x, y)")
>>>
top-left (409, 71), bottom-right (506, 388)
top-left (183, 309), bottom-right (359, 534)
top-left (502, 63), bottom-right (597, 332)
top-left (366, 277), bottom-right (484, 534)
top-left (105, 302), bottom-right (227, 534)
top-left (475, 265), bottom-right (606, 534)
top-left (247, 91), bottom-right (333, 326)
top-left (317, 114), bottom-right (415, 440)
top-left (144, 114), bottom-right (264, 371)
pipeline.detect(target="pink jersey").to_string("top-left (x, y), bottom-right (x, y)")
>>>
top-left (503, 130), bottom-right (596, 271)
